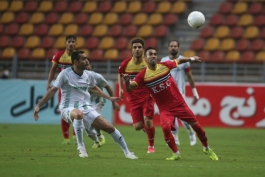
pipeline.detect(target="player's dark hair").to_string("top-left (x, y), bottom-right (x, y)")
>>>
top-left (71, 50), bottom-right (84, 64)
top-left (144, 47), bottom-right (156, 57)
top-left (65, 35), bottom-right (76, 41)
top-left (131, 38), bottom-right (144, 47)
top-left (168, 40), bottom-right (180, 47)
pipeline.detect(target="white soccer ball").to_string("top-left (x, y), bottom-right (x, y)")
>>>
top-left (187, 11), bottom-right (205, 29)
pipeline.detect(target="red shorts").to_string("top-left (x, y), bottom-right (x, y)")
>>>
top-left (159, 102), bottom-right (197, 131)
top-left (129, 96), bottom-right (155, 124)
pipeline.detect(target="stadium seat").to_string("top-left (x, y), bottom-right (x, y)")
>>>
top-left (108, 25), bottom-right (123, 37)
top-left (137, 25), bottom-right (153, 38)
top-left (190, 38), bottom-right (205, 51)
top-left (29, 12), bottom-right (45, 24)
top-left (34, 24), bottom-right (48, 36)
top-left (75, 37), bottom-right (85, 49)
top-left (104, 49), bottom-right (119, 60)
top-left (88, 13), bottom-right (103, 25)
top-left (241, 51), bottom-right (255, 63)
top-left (219, 38), bottom-right (235, 51)
top-left (112, 1), bottom-right (127, 13)
top-left (251, 39), bottom-right (264, 51)
top-left (54, 37), bottom-right (66, 49)
top-left (8, 0), bottom-right (23, 12)
top-left (37, 1), bottom-right (53, 12)
top-left (82, 1), bottom-right (97, 13)
top-left (248, 3), bottom-right (263, 15)
top-left (224, 14), bottom-right (238, 26)
top-left (102, 12), bottom-right (118, 25)
top-left (40, 36), bottom-right (54, 49)
top-left (145, 37), bottom-right (158, 49)
top-left (171, 1), bottom-right (186, 14)
top-left (53, 1), bottom-right (68, 13)
top-left (19, 23), bottom-right (34, 36)
top-left (260, 27), bottom-right (265, 39)
top-left (45, 12), bottom-right (59, 25)
top-left (163, 13), bottom-right (178, 26)
top-left (218, 2), bottom-right (233, 14)
top-left (127, 1), bottom-right (141, 13)
top-left (214, 26), bottom-right (230, 38)
top-left (209, 14), bottom-right (223, 26)
top-left (254, 15), bottom-right (265, 27)
top-left (11, 36), bottom-right (25, 48)
top-left (204, 38), bottom-right (220, 51)
top-left (0, 1), bottom-right (8, 12)
top-left (78, 25), bottom-right (93, 36)
top-left (90, 49), bottom-right (104, 60)
top-left (59, 13), bottom-right (74, 24)
top-left (147, 13), bottom-right (163, 26)
top-left (0, 12), bottom-right (15, 24)
top-left (18, 48), bottom-right (30, 60)
top-left (24, 1), bottom-right (38, 12)
top-left (99, 37), bottom-right (114, 50)
top-left (153, 25), bottom-right (167, 37)
top-left (132, 13), bottom-right (148, 26)
top-left (85, 37), bottom-right (99, 49)
top-left (24, 36), bottom-right (40, 49)
top-left (118, 13), bottom-right (133, 25)
top-left (0, 35), bottom-right (10, 48)
top-left (92, 25), bottom-right (108, 37)
top-left (243, 26), bottom-right (259, 39)
top-left (15, 12), bottom-right (29, 24)
top-left (31, 48), bottom-right (45, 59)
top-left (48, 24), bottom-right (63, 36)
top-left (182, 50), bottom-right (195, 57)
top-left (235, 39), bottom-right (250, 51)
top-left (0, 24), bottom-right (3, 34)
top-left (5, 23), bottom-right (19, 36)
top-left (142, 1), bottom-right (156, 14)
top-left (46, 49), bottom-right (58, 59)
top-left (123, 25), bottom-right (138, 37)
top-left (1, 47), bottom-right (15, 59)
top-left (211, 51), bottom-right (225, 62)
top-left (200, 26), bottom-right (214, 38)
top-left (255, 51), bottom-right (265, 62)
top-left (119, 49), bottom-right (132, 60)
top-left (68, 1), bottom-right (82, 13)
top-left (226, 50), bottom-right (240, 62)
top-left (237, 14), bottom-right (253, 26)
top-left (98, 1), bottom-right (112, 13)
top-left (197, 51), bottom-right (211, 61)
top-left (63, 24), bottom-right (78, 36)
top-left (74, 13), bottom-right (89, 25)
top-left (156, 1), bottom-right (171, 14)
top-left (229, 26), bottom-right (244, 39)
top-left (232, 2), bottom-right (248, 14)
top-left (114, 37), bottom-right (129, 50)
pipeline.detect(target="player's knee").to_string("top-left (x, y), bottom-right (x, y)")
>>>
top-left (133, 122), bottom-right (144, 130)
top-left (161, 122), bottom-right (171, 133)
top-left (75, 111), bottom-right (83, 120)
top-left (144, 117), bottom-right (153, 128)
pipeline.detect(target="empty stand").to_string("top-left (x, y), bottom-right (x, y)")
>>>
top-left (8, 1), bottom-right (23, 12)
top-left (0, 35), bottom-right (10, 48)
top-left (147, 13), bottom-right (163, 26)
top-left (232, 2), bottom-right (248, 14)
top-left (0, 24), bottom-right (3, 34)
top-left (235, 39), bottom-right (250, 51)
top-left (256, 51), bottom-right (265, 62)
top-left (99, 37), bottom-right (114, 50)
top-left (211, 51), bottom-right (225, 62)
top-left (75, 37), bottom-right (85, 49)
top-left (74, 13), bottom-right (89, 25)
top-left (163, 13), bottom-right (178, 26)
top-left (34, 24), bottom-right (49, 36)
top-left (0, 12), bottom-right (15, 24)
top-left (171, 1), bottom-right (186, 14)
top-left (204, 38), bottom-right (220, 51)
top-left (237, 14), bottom-right (253, 26)
top-left (214, 26), bottom-right (230, 38)
top-left (68, 1), bottom-right (82, 13)
top-left (45, 12), bottom-right (59, 25)
top-left (114, 37), bottom-right (129, 50)
top-left (243, 26), bottom-right (259, 39)
top-left (108, 25), bottom-right (123, 37)
top-left (90, 49), bottom-right (104, 60)
top-left (182, 50), bottom-right (195, 57)
top-left (218, 2), bottom-right (233, 14)
top-left (226, 50), bottom-right (240, 62)
top-left (156, 1), bottom-right (171, 14)
top-left (19, 23), bottom-right (34, 36)
top-left (132, 13), bottom-right (148, 26)
top-left (254, 15), bottom-right (265, 26)
top-left (59, 12), bottom-right (74, 24)
top-left (82, 1), bottom-right (97, 13)
top-left (260, 27), bottom-right (265, 39)
top-left (92, 25), bottom-right (108, 37)
top-left (200, 26), bottom-right (214, 38)
top-left (1, 47), bottom-right (15, 59)
top-left (251, 39), bottom-right (264, 51)
top-left (85, 37), bottom-right (99, 49)
top-left (29, 12), bottom-right (45, 24)
top-left (142, 1), bottom-right (156, 14)
top-left (18, 48), bottom-right (30, 60)
top-left (37, 1), bottom-right (53, 12)
top-left (0, 1), bottom-right (8, 12)
top-left (145, 37), bottom-right (158, 49)
top-left (24, 36), bottom-right (40, 49)
top-left (24, 1), bottom-right (38, 12)
top-left (31, 48), bottom-right (45, 59)
top-left (190, 38), bottom-right (205, 51)
top-left (123, 25), bottom-right (138, 37)
top-left (118, 13), bottom-right (133, 25)
top-left (224, 14), bottom-right (238, 26)
top-left (53, 1), bottom-right (68, 13)
top-left (119, 49), bottom-right (132, 60)
top-left (104, 49), bottom-right (119, 60)
top-left (64, 24), bottom-right (78, 36)
top-left (46, 49), bottom-right (58, 59)
top-left (209, 14), bottom-right (223, 26)
top-left (48, 24), bottom-right (63, 36)
top-left (153, 25), bottom-right (167, 37)
top-left (229, 26), bottom-right (244, 39)
top-left (11, 36), bottom-right (25, 48)
top-left (127, 1), bottom-right (141, 13)
top-left (15, 12), bottom-right (29, 24)
top-left (88, 12), bottom-right (103, 25)
top-left (102, 12), bottom-right (118, 25)
top-left (5, 23), bottom-right (19, 36)
top-left (112, 1), bottom-right (127, 13)
top-left (241, 51), bottom-right (255, 63)
top-left (78, 25), bottom-right (93, 37)
top-left (137, 25), bottom-right (153, 38)
top-left (98, 1), bottom-right (112, 13)
top-left (54, 37), bottom-right (66, 49)
top-left (40, 36), bottom-right (54, 49)
top-left (197, 51), bottom-right (211, 61)
top-left (248, 3), bottom-right (263, 15)
top-left (219, 38), bottom-right (235, 51)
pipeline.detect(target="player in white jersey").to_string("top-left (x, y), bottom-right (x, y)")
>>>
top-left (85, 58), bottom-right (120, 148)
top-left (161, 40), bottom-right (198, 146)
top-left (33, 51), bottom-right (138, 159)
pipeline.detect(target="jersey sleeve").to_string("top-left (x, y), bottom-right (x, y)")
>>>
top-left (96, 73), bottom-right (108, 88)
top-left (52, 51), bottom-right (63, 64)
top-left (52, 70), bottom-right (66, 88)
top-left (118, 59), bottom-right (130, 74)
top-left (87, 71), bottom-right (96, 88)
top-left (132, 70), bottom-right (145, 87)
top-left (161, 60), bottom-right (178, 70)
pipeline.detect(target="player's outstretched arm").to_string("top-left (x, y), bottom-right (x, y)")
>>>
top-left (122, 74), bottom-right (138, 92)
top-left (177, 56), bottom-right (202, 64)
top-left (90, 86), bottom-right (121, 102)
top-left (34, 87), bottom-right (58, 121)
top-left (46, 63), bottom-right (58, 91)
top-left (117, 73), bottom-right (124, 98)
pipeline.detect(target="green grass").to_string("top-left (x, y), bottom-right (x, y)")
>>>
top-left (0, 124), bottom-right (264, 177)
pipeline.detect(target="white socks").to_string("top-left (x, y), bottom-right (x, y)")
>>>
top-left (85, 127), bottom-right (99, 143)
top-left (73, 119), bottom-right (84, 149)
top-left (171, 118), bottom-right (179, 135)
top-left (110, 128), bottom-right (130, 155)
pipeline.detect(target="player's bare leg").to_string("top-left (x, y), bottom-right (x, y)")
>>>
top-left (144, 116), bottom-right (155, 153)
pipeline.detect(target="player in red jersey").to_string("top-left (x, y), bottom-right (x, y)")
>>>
top-left (123, 47), bottom-right (218, 161)
top-left (46, 35), bottom-right (79, 144)
top-left (118, 39), bottom-right (156, 153)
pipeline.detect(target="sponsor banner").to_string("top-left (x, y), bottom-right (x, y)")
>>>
top-left (114, 83), bottom-right (265, 128)
top-left (0, 80), bottom-right (113, 124)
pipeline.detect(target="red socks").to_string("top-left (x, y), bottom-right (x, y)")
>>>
top-left (144, 124), bottom-right (155, 147)
top-left (161, 123), bottom-right (178, 153)
top-left (192, 123), bottom-right (208, 147)
top-left (61, 118), bottom-right (70, 139)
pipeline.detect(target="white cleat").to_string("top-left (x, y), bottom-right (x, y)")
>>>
top-left (78, 147), bottom-right (88, 158)
top-left (189, 132), bottom-right (197, 146)
top-left (125, 152), bottom-right (138, 159)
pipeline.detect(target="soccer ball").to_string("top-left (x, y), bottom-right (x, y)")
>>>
top-left (187, 11), bottom-right (205, 29)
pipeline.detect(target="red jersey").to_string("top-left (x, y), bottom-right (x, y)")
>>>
top-left (118, 58), bottom-right (151, 104)
top-left (133, 60), bottom-right (185, 111)
top-left (52, 50), bottom-right (72, 72)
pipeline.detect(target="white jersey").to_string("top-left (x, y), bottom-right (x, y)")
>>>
top-left (161, 55), bottom-right (190, 95)
top-left (89, 71), bottom-right (108, 106)
top-left (53, 67), bottom-right (96, 112)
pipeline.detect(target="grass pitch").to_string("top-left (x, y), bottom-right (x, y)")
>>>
top-left (0, 124), bottom-right (264, 177)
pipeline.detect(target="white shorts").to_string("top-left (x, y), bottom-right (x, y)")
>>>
top-left (61, 107), bottom-right (101, 129)
top-left (92, 104), bottom-right (103, 114)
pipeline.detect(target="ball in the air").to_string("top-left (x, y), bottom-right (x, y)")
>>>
top-left (187, 11), bottom-right (205, 29)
